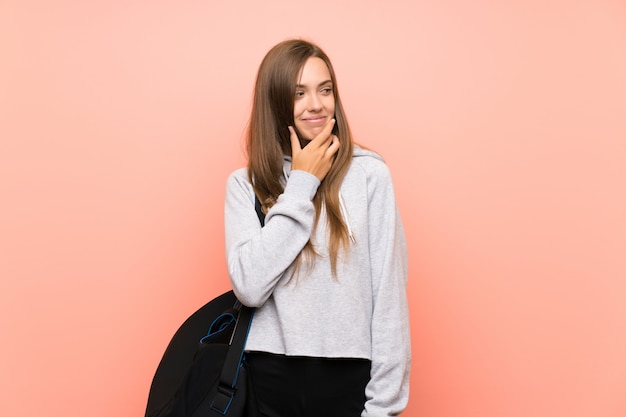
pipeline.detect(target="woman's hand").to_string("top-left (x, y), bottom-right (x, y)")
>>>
top-left (289, 119), bottom-right (340, 182)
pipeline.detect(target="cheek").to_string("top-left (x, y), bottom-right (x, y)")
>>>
top-left (325, 97), bottom-right (336, 114)
top-left (294, 119), bottom-right (309, 133)
top-left (293, 101), bottom-right (304, 118)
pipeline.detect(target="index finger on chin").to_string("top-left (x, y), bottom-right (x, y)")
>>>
top-left (311, 118), bottom-right (336, 146)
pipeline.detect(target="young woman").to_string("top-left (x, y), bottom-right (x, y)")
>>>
top-left (224, 39), bottom-right (410, 417)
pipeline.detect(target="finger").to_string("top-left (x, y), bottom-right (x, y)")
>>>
top-left (288, 126), bottom-right (301, 153)
top-left (309, 118), bottom-right (336, 147)
top-left (326, 135), bottom-right (341, 157)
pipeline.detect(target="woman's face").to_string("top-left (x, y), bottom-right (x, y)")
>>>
top-left (293, 57), bottom-right (336, 141)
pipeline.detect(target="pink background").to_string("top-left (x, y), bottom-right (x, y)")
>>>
top-left (1, 1), bottom-right (625, 416)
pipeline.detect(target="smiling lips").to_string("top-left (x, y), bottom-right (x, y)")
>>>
top-left (301, 116), bottom-right (327, 125)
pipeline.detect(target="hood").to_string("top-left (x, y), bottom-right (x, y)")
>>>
top-left (352, 144), bottom-right (385, 162)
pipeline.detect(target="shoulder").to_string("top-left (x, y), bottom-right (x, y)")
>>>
top-left (227, 167), bottom-right (249, 181)
top-left (226, 167), bottom-right (253, 193)
top-left (350, 146), bottom-right (393, 183)
top-left (345, 146), bottom-right (399, 205)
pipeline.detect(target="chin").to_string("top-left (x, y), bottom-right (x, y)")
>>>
top-left (298, 128), bottom-right (320, 141)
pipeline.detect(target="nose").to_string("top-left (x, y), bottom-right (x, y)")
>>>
top-left (306, 93), bottom-right (322, 112)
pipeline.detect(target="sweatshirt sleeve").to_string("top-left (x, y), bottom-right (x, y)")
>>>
top-left (224, 169), bottom-right (320, 307)
top-left (362, 161), bottom-right (411, 417)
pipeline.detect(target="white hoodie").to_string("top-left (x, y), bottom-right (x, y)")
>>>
top-left (224, 146), bottom-right (410, 416)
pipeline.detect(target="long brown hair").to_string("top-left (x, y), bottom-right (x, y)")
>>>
top-left (246, 39), bottom-right (354, 278)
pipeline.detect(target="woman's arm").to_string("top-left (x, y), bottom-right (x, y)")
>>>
top-left (224, 169), bottom-right (320, 307)
top-left (363, 161), bottom-right (411, 416)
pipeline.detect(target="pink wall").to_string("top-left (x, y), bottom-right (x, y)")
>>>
top-left (1, 1), bottom-right (625, 416)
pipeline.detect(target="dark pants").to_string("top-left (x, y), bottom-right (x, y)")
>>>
top-left (244, 351), bottom-right (371, 417)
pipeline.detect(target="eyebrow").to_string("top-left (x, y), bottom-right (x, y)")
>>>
top-left (296, 80), bottom-right (333, 88)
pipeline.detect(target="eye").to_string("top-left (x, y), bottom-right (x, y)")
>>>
top-left (295, 90), bottom-right (305, 99)
top-left (321, 87), bottom-right (333, 95)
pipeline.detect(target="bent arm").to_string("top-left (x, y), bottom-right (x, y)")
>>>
top-left (225, 169), bottom-right (320, 307)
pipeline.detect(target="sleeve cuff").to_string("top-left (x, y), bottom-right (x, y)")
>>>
top-left (283, 170), bottom-right (321, 201)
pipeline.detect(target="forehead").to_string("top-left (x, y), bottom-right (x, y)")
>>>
top-left (298, 57), bottom-right (331, 85)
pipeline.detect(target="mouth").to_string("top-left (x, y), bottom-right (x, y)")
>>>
top-left (301, 116), bottom-right (327, 125)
